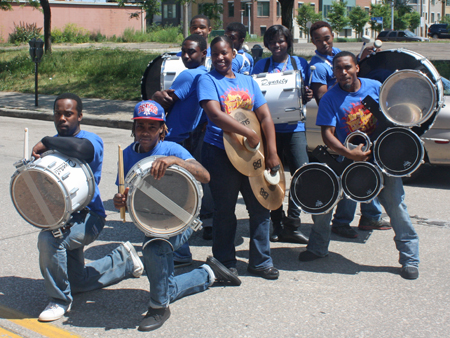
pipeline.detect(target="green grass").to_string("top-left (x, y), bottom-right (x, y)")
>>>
top-left (0, 49), bottom-right (158, 101)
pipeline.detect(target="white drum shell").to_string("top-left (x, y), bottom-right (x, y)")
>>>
top-left (252, 70), bottom-right (304, 124)
top-left (10, 151), bottom-right (95, 230)
top-left (125, 156), bottom-right (203, 238)
top-left (161, 55), bottom-right (212, 91)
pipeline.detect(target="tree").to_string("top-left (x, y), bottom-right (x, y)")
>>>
top-left (441, 15), bottom-right (450, 25)
top-left (117, 0), bottom-right (161, 26)
top-left (369, 2), bottom-right (391, 33)
top-left (198, 0), bottom-right (223, 30)
top-left (407, 11), bottom-right (420, 31)
top-left (278, 0), bottom-right (295, 33)
top-left (348, 6), bottom-right (369, 38)
top-left (327, 1), bottom-right (350, 36)
top-left (296, 4), bottom-right (322, 42)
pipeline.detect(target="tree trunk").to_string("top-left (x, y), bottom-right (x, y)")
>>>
top-left (40, 0), bottom-right (51, 54)
top-left (279, 0), bottom-right (294, 32)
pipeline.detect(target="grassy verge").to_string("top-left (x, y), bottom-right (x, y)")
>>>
top-left (0, 49), bottom-right (158, 101)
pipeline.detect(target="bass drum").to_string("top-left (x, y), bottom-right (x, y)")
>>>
top-left (373, 127), bottom-right (425, 177)
top-left (10, 151), bottom-right (95, 230)
top-left (358, 49), bottom-right (444, 134)
top-left (290, 163), bottom-right (341, 215)
top-left (341, 162), bottom-right (383, 203)
top-left (252, 70), bottom-right (305, 124)
top-left (141, 54), bottom-right (166, 100)
top-left (125, 156), bottom-right (203, 238)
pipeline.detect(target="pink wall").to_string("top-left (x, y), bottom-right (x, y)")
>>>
top-left (0, 2), bottom-right (144, 42)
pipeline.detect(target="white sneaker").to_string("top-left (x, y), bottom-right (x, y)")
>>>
top-left (123, 241), bottom-right (144, 278)
top-left (38, 302), bottom-right (71, 322)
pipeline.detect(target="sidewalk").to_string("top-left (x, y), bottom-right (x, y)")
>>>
top-left (0, 91), bottom-right (136, 129)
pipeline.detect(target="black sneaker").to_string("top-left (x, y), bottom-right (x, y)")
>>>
top-left (206, 256), bottom-right (241, 286)
top-left (138, 307), bottom-right (171, 331)
top-left (400, 266), bottom-right (419, 280)
top-left (332, 225), bottom-right (358, 238)
top-left (358, 216), bottom-right (392, 231)
top-left (247, 266), bottom-right (279, 280)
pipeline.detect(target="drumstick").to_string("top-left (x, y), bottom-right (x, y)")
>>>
top-left (118, 145), bottom-right (126, 222)
top-left (357, 35), bottom-right (371, 61)
top-left (24, 128), bottom-right (28, 160)
top-left (308, 65), bottom-right (316, 88)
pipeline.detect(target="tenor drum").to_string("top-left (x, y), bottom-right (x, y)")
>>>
top-left (359, 49), bottom-right (444, 133)
top-left (290, 163), bottom-right (341, 214)
top-left (125, 156), bottom-right (203, 238)
top-left (10, 151), bottom-right (95, 230)
top-left (373, 127), bottom-right (425, 177)
top-left (341, 162), bottom-right (383, 203)
top-left (252, 70), bottom-right (305, 124)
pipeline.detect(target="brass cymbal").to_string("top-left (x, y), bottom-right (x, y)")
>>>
top-left (249, 161), bottom-right (286, 210)
top-left (223, 108), bottom-right (265, 177)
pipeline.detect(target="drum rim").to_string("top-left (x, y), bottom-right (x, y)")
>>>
top-left (379, 69), bottom-right (437, 127)
top-left (126, 157), bottom-right (202, 238)
top-left (291, 163), bottom-right (341, 215)
top-left (373, 127), bottom-right (424, 177)
top-left (341, 161), bottom-right (384, 202)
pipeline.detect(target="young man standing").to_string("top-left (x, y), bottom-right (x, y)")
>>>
top-left (225, 22), bottom-right (254, 75)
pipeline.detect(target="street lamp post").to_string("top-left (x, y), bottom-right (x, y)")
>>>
top-left (29, 38), bottom-right (44, 107)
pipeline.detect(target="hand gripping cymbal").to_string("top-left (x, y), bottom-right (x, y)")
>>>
top-left (249, 162), bottom-right (286, 210)
top-left (223, 108), bottom-right (265, 177)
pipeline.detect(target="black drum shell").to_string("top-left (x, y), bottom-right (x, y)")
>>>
top-left (341, 162), bottom-right (383, 203)
top-left (290, 163), bottom-right (341, 215)
top-left (141, 55), bottom-right (164, 100)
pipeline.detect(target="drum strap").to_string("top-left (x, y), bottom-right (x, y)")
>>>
top-left (263, 56), bottom-right (298, 73)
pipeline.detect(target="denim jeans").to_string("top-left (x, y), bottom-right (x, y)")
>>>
top-left (332, 197), bottom-right (383, 227)
top-left (38, 210), bottom-right (135, 306)
top-left (142, 227), bottom-right (210, 308)
top-left (307, 175), bottom-right (419, 267)
top-left (271, 131), bottom-right (309, 223)
top-left (202, 142), bottom-right (273, 269)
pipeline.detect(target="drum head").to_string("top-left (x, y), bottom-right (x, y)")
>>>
top-left (379, 70), bottom-right (436, 127)
top-left (141, 55), bottom-right (164, 100)
top-left (11, 169), bottom-right (66, 229)
top-left (373, 127), bottom-right (424, 177)
top-left (341, 162), bottom-right (383, 202)
top-left (291, 163), bottom-right (341, 214)
top-left (127, 166), bottom-right (201, 237)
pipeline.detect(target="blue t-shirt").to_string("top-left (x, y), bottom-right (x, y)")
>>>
top-left (165, 66), bottom-right (208, 143)
top-left (72, 130), bottom-right (105, 218)
top-left (176, 46), bottom-right (211, 57)
top-left (252, 56), bottom-right (310, 133)
top-left (232, 50), bottom-right (254, 75)
top-left (316, 78), bottom-right (381, 144)
top-left (197, 69), bottom-right (266, 149)
top-left (118, 141), bottom-right (194, 181)
top-left (309, 47), bottom-right (341, 89)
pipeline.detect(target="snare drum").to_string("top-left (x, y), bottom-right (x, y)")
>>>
top-left (10, 151), bottom-right (95, 230)
top-left (125, 156), bottom-right (203, 238)
top-left (141, 53), bottom-right (212, 100)
top-left (290, 163), bottom-right (341, 214)
top-left (341, 162), bottom-right (383, 203)
top-left (359, 49), bottom-right (444, 133)
top-left (252, 70), bottom-right (305, 124)
top-left (373, 127), bottom-right (425, 177)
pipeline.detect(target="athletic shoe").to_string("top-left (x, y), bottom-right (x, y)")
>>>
top-left (138, 307), bottom-right (171, 331)
top-left (38, 302), bottom-right (71, 322)
top-left (358, 215), bottom-right (392, 231)
top-left (331, 225), bottom-right (358, 238)
top-left (206, 256), bottom-right (241, 286)
top-left (123, 241), bottom-right (144, 278)
top-left (400, 266), bottom-right (419, 280)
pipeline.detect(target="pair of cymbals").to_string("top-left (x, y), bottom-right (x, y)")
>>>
top-left (249, 161), bottom-right (286, 210)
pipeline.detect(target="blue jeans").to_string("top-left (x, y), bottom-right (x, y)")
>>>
top-left (202, 142), bottom-right (273, 269)
top-left (271, 131), bottom-right (309, 223)
top-left (38, 210), bottom-right (135, 306)
top-left (307, 175), bottom-right (419, 267)
top-left (142, 227), bottom-right (210, 308)
top-left (332, 197), bottom-right (383, 227)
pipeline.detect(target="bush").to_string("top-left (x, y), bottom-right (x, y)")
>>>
top-left (8, 22), bottom-right (42, 44)
top-left (51, 23), bottom-right (91, 43)
top-left (121, 25), bottom-right (183, 43)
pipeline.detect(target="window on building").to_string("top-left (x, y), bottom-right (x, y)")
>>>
top-left (260, 26), bottom-right (267, 36)
top-left (438, 13), bottom-right (441, 21)
top-left (310, 3), bottom-right (315, 10)
top-left (257, 2), bottom-right (270, 17)
top-left (409, 0), bottom-right (418, 3)
top-left (277, 2), bottom-right (281, 16)
top-left (323, 5), bottom-right (331, 17)
top-left (431, 12), bottom-right (435, 23)
top-left (431, 0), bottom-right (435, 5)
top-left (365, 6), bottom-right (370, 13)
top-left (228, 2), bottom-right (234, 17)
top-left (163, 4), bottom-right (176, 19)
top-left (298, 2), bottom-right (304, 9)
top-left (241, 3), bottom-right (250, 17)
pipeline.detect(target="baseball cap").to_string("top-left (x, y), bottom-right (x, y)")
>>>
top-left (133, 100), bottom-right (166, 122)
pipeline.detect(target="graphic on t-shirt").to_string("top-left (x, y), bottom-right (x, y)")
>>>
top-left (342, 100), bottom-right (377, 135)
top-left (221, 87), bottom-right (254, 114)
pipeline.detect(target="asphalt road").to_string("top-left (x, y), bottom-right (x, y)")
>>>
top-left (0, 116), bottom-right (449, 337)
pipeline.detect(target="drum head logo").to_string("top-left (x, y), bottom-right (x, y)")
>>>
top-left (342, 100), bottom-right (377, 136)
top-left (138, 102), bottom-right (159, 117)
top-left (221, 87), bottom-right (254, 114)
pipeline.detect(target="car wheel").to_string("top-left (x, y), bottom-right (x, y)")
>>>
top-left (432, 34), bottom-right (439, 39)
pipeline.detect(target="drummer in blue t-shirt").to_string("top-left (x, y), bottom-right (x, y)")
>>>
top-left (113, 100), bottom-right (240, 332)
top-left (252, 25), bottom-right (312, 245)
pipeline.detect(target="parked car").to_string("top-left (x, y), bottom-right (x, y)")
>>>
top-left (428, 23), bottom-right (450, 39)
top-left (377, 30), bottom-right (430, 42)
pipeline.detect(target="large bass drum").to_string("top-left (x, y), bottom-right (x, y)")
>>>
top-left (341, 161), bottom-right (383, 203)
top-left (125, 156), bottom-right (203, 238)
top-left (373, 127), bottom-right (425, 177)
top-left (252, 70), bottom-right (305, 124)
top-left (10, 151), bottom-right (95, 230)
top-left (290, 163), bottom-right (341, 214)
top-left (358, 49), bottom-right (444, 134)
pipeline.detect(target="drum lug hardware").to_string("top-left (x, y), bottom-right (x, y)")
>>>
top-left (283, 88), bottom-right (295, 92)
top-left (70, 187), bottom-right (79, 195)
top-left (48, 161), bottom-right (57, 168)
top-left (284, 107), bottom-right (299, 112)
top-left (52, 228), bottom-right (63, 238)
top-left (191, 218), bottom-right (203, 232)
top-left (61, 172), bottom-right (70, 180)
